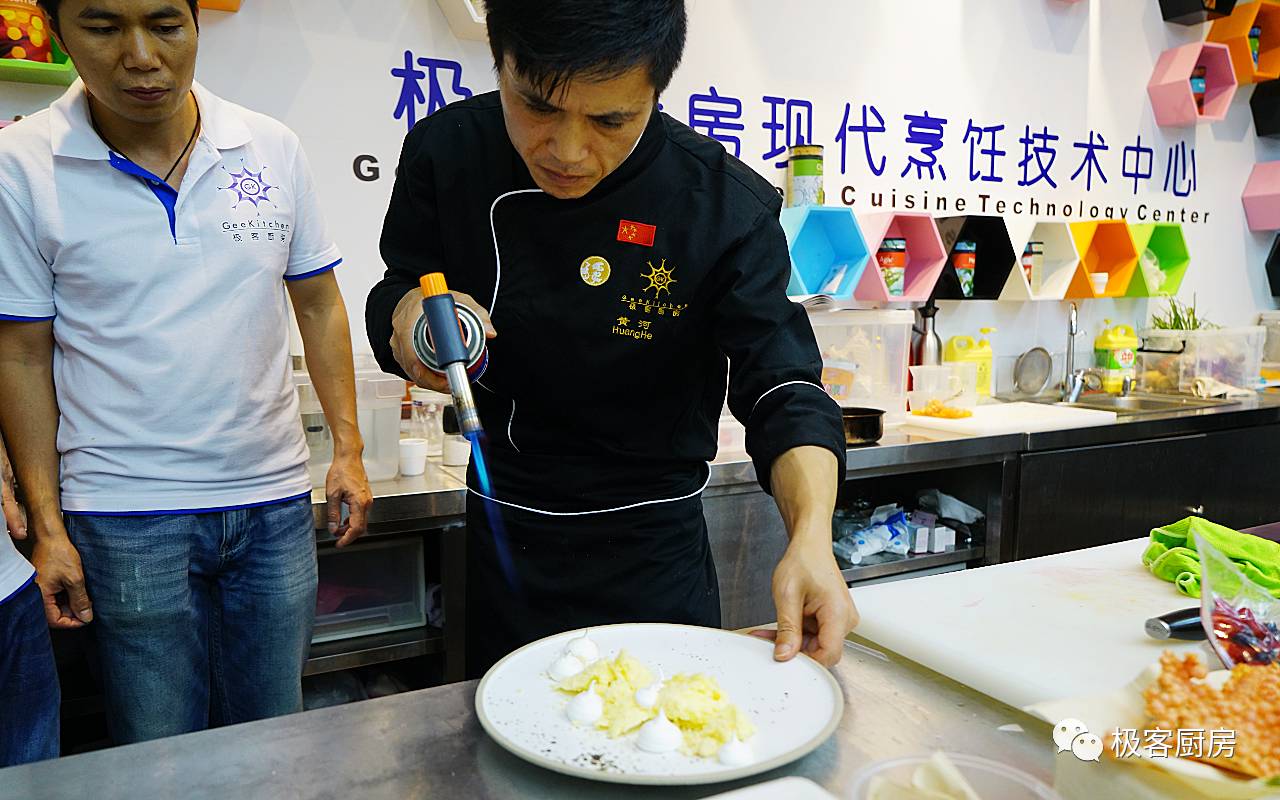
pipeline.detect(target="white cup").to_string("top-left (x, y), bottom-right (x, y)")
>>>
top-left (1089, 272), bottom-right (1109, 295)
top-left (442, 434), bottom-right (471, 467)
top-left (398, 437), bottom-right (429, 476)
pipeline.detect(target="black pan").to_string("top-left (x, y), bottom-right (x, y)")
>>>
top-left (842, 407), bottom-right (885, 446)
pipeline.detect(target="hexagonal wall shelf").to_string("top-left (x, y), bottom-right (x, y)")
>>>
top-left (1066, 221), bottom-right (1139, 298)
top-left (1128, 223), bottom-right (1191, 297)
top-left (1160, 0), bottom-right (1237, 25)
top-left (1148, 42), bottom-right (1237, 126)
top-left (779, 206), bottom-right (870, 299)
top-left (1250, 79), bottom-right (1280, 138)
top-left (1267, 234), bottom-right (1280, 297)
top-left (1208, 0), bottom-right (1280, 84)
top-left (1243, 161), bottom-right (1280, 231)
top-left (1000, 220), bottom-right (1081, 301)
top-left (0, 35), bottom-right (76, 87)
top-left (854, 212), bottom-right (947, 302)
top-left (931, 215), bottom-right (1016, 301)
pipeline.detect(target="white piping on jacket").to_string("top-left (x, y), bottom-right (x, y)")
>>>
top-left (749, 380), bottom-right (830, 418)
top-left (468, 469), bottom-right (712, 517)
top-left (488, 188), bottom-right (544, 314)
top-left (507, 398), bottom-right (521, 453)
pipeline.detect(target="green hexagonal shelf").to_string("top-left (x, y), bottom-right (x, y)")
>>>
top-left (779, 206), bottom-right (870, 299)
top-left (0, 36), bottom-right (76, 87)
top-left (1128, 223), bottom-right (1191, 297)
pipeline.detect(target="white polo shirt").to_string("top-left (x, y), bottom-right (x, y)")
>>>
top-left (0, 81), bottom-right (341, 513)
top-left (0, 532), bottom-right (35, 606)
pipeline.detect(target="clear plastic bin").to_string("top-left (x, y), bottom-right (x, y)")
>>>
top-left (296, 372), bottom-right (406, 487)
top-left (808, 309), bottom-right (913, 414)
top-left (359, 376), bottom-right (406, 481)
top-left (1260, 311), bottom-right (1280, 363)
top-left (717, 404), bottom-right (746, 456)
top-left (313, 538), bottom-right (427, 644)
top-left (1137, 326), bottom-right (1265, 394)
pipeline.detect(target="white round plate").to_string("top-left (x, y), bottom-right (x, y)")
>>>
top-left (475, 623), bottom-right (843, 785)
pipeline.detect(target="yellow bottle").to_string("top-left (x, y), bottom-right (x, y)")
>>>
top-left (1094, 321), bottom-right (1139, 394)
top-left (944, 327), bottom-right (996, 397)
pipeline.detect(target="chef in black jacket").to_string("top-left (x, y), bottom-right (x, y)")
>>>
top-left (367, 0), bottom-right (858, 676)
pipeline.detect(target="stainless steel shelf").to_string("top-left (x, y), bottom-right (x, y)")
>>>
top-left (304, 626), bottom-right (444, 676)
top-left (841, 546), bottom-right (985, 584)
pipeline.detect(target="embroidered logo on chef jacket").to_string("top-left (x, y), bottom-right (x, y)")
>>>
top-left (640, 259), bottom-right (676, 297)
top-left (613, 259), bottom-right (689, 341)
top-left (579, 255), bottom-right (612, 287)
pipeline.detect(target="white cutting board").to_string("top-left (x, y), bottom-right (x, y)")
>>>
top-left (903, 402), bottom-right (1117, 436)
top-left (849, 539), bottom-right (1201, 711)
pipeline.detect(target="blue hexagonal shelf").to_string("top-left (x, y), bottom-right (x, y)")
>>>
top-left (779, 206), bottom-right (870, 298)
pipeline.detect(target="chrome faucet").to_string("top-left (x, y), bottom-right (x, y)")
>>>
top-left (1063, 302), bottom-right (1079, 401)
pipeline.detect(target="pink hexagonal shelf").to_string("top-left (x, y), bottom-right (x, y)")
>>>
top-left (854, 212), bottom-right (947, 303)
top-left (1243, 161), bottom-right (1280, 231)
top-left (1148, 42), bottom-right (1237, 127)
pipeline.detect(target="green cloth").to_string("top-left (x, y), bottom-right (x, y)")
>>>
top-left (1141, 517), bottom-right (1280, 599)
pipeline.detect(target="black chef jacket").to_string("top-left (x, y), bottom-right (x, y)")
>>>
top-left (367, 92), bottom-right (845, 673)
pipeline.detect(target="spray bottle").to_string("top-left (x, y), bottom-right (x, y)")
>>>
top-left (410, 273), bottom-right (487, 439)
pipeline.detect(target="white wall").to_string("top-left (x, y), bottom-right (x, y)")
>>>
top-left (3, 0), bottom-right (1277, 365)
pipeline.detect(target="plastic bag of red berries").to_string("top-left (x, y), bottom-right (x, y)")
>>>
top-left (1196, 533), bottom-right (1280, 668)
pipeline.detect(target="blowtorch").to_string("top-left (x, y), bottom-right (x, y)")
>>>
top-left (411, 273), bottom-right (487, 439)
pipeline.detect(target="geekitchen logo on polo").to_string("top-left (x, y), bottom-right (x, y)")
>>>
top-left (218, 160), bottom-right (291, 245)
top-left (220, 161), bottom-right (278, 213)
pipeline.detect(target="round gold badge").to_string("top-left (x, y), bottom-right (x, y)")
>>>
top-left (579, 256), bottom-right (611, 287)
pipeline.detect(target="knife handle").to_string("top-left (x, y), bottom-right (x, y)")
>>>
top-left (1144, 607), bottom-right (1206, 641)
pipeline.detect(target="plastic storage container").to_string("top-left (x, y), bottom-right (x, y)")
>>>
top-left (809, 309), bottom-right (913, 414)
top-left (1137, 326), bottom-right (1266, 394)
top-left (717, 403), bottom-right (747, 455)
top-left (1260, 310), bottom-right (1280, 362)
top-left (313, 538), bottom-right (427, 644)
top-left (296, 368), bottom-right (405, 487)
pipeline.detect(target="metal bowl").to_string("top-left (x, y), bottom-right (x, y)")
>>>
top-left (841, 407), bottom-right (885, 446)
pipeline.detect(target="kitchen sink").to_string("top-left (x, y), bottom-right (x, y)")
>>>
top-left (1059, 393), bottom-right (1239, 415)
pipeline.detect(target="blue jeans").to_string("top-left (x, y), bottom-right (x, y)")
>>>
top-left (65, 496), bottom-right (317, 745)
top-left (0, 579), bottom-right (60, 767)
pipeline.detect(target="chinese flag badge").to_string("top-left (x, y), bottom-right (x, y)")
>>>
top-left (617, 219), bottom-right (657, 247)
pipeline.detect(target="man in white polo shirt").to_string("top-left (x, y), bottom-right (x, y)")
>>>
top-left (0, 435), bottom-right (58, 766)
top-left (0, 0), bottom-right (373, 744)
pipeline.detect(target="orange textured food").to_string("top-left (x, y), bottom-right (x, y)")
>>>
top-left (910, 399), bottom-right (973, 419)
top-left (1142, 651), bottom-right (1280, 779)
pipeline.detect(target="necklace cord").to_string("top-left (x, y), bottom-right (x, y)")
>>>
top-left (90, 96), bottom-right (202, 187)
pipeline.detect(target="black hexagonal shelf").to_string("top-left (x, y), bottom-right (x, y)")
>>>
top-left (1160, 0), bottom-right (1237, 26)
top-left (1268, 233), bottom-right (1280, 297)
top-left (931, 215), bottom-right (1016, 301)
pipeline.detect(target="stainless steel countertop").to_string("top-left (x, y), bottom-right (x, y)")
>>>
top-left (0, 641), bottom-right (1053, 800)
top-left (311, 393), bottom-right (1280, 536)
top-left (311, 427), bottom-right (1021, 535)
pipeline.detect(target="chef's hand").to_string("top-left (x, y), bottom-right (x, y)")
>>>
top-left (391, 287), bottom-right (496, 392)
top-left (0, 442), bottom-right (26, 541)
top-left (32, 527), bottom-right (93, 629)
top-left (753, 537), bottom-right (859, 667)
top-left (326, 451), bottom-right (373, 548)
